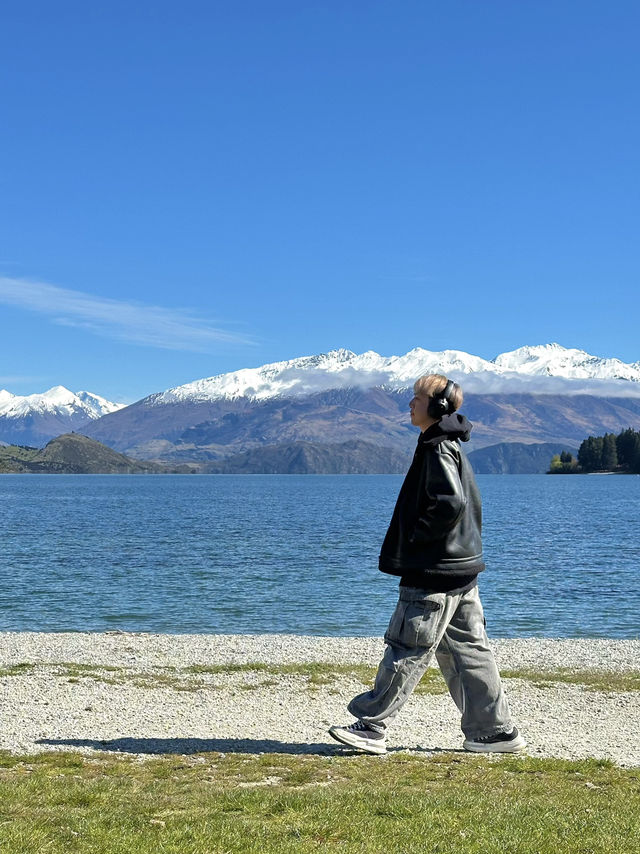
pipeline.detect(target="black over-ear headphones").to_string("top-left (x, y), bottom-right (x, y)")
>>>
top-left (427, 379), bottom-right (456, 419)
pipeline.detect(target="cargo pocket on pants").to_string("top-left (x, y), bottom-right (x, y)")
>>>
top-left (385, 597), bottom-right (442, 649)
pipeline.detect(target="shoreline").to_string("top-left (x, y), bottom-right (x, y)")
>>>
top-left (1, 631), bottom-right (639, 670)
top-left (2, 633), bottom-right (639, 766)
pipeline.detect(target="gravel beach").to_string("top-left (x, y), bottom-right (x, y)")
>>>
top-left (1, 632), bottom-right (639, 766)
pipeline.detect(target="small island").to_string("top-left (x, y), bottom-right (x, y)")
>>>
top-left (549, 427), bottom-right (640, 474)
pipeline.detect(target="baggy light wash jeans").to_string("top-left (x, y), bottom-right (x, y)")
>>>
top-left (347, 585), bottom-right (514, 739)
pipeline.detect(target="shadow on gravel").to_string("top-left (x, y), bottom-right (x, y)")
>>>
top-left (36, 737), bottom-right (341, 756)
top-left (35, 737), bottom-right (464, 757)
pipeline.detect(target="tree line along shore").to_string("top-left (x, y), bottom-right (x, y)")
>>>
top-left (549, 427), bottom-right (640, 474)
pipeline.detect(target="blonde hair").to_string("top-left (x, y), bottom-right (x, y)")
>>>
top-left (413, 374), bottom-right (463, 413)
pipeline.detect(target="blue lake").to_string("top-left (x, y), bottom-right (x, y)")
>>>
top-left (1, 474), bottom-right (638, 638)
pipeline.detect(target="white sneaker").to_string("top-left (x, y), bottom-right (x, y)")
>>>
top-left (463, 727), bottom-right (527, 753)
top-left (329, 720), bottom-right (387, 755)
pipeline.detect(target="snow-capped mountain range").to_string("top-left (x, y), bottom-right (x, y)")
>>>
top-left (0, 386), bottom-right (125, 447)
top-left (154, 343), bottom-right (640, 404)
top-left (3, 344), bottom-right (640, 420)
top-left (0, 386), bottom-right (124, 420)
top-left (3, 343), bottom-right (640, 450)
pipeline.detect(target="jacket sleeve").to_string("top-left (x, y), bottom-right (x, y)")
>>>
top-left (409, 448), bottom-right (466, 544)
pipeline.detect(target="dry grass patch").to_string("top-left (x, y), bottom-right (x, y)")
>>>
top-left (4, 661), bottom-right (640, 695)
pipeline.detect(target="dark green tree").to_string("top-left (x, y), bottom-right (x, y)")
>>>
top-left (602, 433), bottom-right (618, 470)
top-left (629, 433), bottom-right (640, 473)
top-left (617, 428), bottom-right (640, 468)
top-left (578, 436), bottom-right (604, 471)
top-left (577, 438), bottom-right (589, 469)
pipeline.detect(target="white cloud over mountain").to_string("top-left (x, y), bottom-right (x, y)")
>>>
top-left (155, 343), bottom-right (640, 404)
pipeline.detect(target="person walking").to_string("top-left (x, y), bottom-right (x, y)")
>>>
top-left (329, 374), bottom-right (526, 755)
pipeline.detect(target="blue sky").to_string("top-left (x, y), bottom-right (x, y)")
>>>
top-left (2, 0), bottom-right (639, 402)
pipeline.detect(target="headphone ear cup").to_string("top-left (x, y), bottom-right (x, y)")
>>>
top-left (426, 380), bottom-right (455, 419)
top-left (427, 397), bottom-right (445, 418)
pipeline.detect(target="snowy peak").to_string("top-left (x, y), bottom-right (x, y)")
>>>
top-left (155, 349), bottom-right (365, 404)
top-left (152, 343), bottom-right (640, 406)
top-left (75, 390), bottom-right (124, 417)
top-left (0, 387), bottom-right (125, 420)
top-left (154, 346), bottom-right (503, 406)
top-left (492, 344), bottom-right (640, 381)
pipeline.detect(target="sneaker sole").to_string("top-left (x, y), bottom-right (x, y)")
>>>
top-left (463, 735), bottom-right (527, 753)
top-left (328, 727), bottom-right (387, 755)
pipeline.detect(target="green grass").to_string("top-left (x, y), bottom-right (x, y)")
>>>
top-left (501, 667), bottom-right (640, 692)
top-left (0, 444), bottom-right (38, 461)
top-left (4, 661), bottom-right (640, 694)
top-left (3, 662), bottom-right (640, 851)
top-left (0, 663), bottom-right (37, 678)
top-left (0, 750), bottom-right (638, 853)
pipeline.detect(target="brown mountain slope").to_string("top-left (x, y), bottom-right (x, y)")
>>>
top-left (82, 387), bottom-right (640, 463)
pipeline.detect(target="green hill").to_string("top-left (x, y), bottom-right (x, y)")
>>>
top-left (0, 433), bottom-right (190, 474)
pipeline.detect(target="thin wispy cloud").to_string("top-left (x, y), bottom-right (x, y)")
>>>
top-left (0, 277), bottom-right (254, 352)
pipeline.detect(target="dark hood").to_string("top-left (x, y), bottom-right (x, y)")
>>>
top-left (419, 413), bottom-right (473, 446)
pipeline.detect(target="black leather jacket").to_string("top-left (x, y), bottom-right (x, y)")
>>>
top-left (379, 413), bottom-right (485, 580)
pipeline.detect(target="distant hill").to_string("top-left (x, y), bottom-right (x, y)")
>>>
top-left (0, 434), bottom-right (191, 474)
top-left (467, 442), bottom-right (579, 474)
top-left (203, 439), bottom-right (412, 474)
top-left (82, 386), bottom-right (640, 470)
top-left (200, 439), bottom-right (580, 475)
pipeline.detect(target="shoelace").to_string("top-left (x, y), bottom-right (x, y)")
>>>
top-left (476, 728), bottom-right (515, 743)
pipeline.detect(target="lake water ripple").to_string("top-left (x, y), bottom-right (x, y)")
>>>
top-left (1, 474), bottom-right (638, 638)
